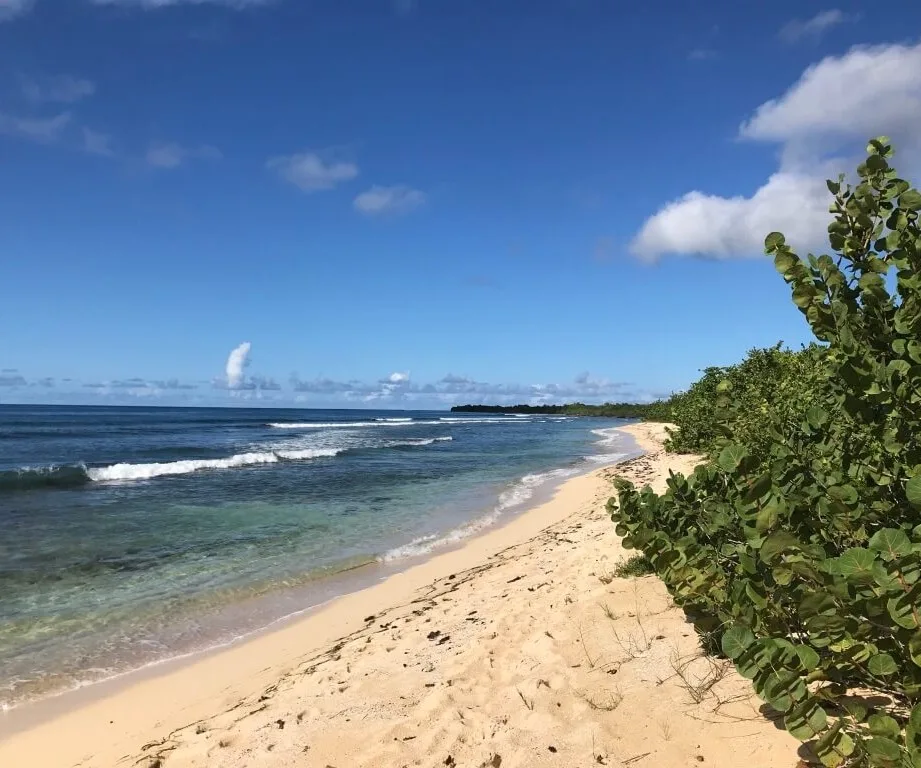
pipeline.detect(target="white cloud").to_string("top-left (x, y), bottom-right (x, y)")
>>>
top-left (225, 342), bottom-right (251, 389)
top-left (292, 370), bottom-right (637, 406)
top-left (146, 141), bottom-right (221, 169)
top-left (20, 75), bottom-right (96, 104)
top-left (266, 152), bottom-right (359, 192)
top-left (0, 111), bottom-right (71, 143)
top-left (740, 43), bottom-right (921, 144)
top-left (0, 0), bottom-right (32, 21)
top-left (632, 172), bottom-right (831, 260)
top-left (83, 127), bottom-right (115, 157)
top-left (354, 185), bottom-right (426, 215)
top-left (631, 42), bottom-right (921, 260)
top-left (779, 10), bottom-right (850, 44)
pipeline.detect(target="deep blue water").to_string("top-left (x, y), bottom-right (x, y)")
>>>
top-left (0, 404), bottom-right (635, 708)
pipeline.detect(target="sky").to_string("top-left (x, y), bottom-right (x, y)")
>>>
top-left (2, 0), bottom-right (921, 409)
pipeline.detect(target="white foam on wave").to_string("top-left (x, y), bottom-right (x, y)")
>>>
top-left (585, 426), bottom-right (628, 464)
top-left (268, 420), bottom-right (443, 429)
top-left (585, 452), bottom-right (628, 463)
top-left (389, 437), bottom-right (453, 447)
top-left (375, 418), bottom-right (413, 423)
top-left (86, 435), bottom-right (455, 483)
top-left (380, 466), bottom-right (577, 562)
top-left (437, 417), bottom-right (521, 424)
top-left (87, 449), bottom-right (343, 482)
top-left (274, 448), bottom-right (343, 461)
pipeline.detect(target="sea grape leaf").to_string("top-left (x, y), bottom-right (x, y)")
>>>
top-left (794, 645), bottom-right (820, 670)
top-left (900, 188), bottom-right (921, 210)
top-left (721, 626), bottom-right (755, 660)
top-left (838, 548), bottom-right (877, 582)
top-left (816, 725), bottom-right (856, 767)
top-left (718, 444), bottom-right (748, 473)
top-left (868, 714), bottom-right (901, 740)
top-left (869, 528), bottom-right (912, 559)
top-left (907, 473), bottom-right (921, 509)
top-left (866, 736), bottom-right (901, 762)
top-left (910, 632), bottom-right (921, 668)
top-left (765, 232), bottom-right (786, 251)
top-left (761, 531), bottom-right (802, 563)
top-left (785, 699), bottom-right (827, 740)
top-left (887, 589), bottom-right (921, 629)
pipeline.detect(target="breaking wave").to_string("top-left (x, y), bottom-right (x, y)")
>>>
top-left (5, 438), bottom-right (453, 488)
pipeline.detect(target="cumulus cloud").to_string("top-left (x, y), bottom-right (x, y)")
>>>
top-left (0, 374), bottom-right (27, 387)
top-left (0, 111), bottom-right (71, 143)
top-left (631, 42), bottom-right (921, 260)
top-left (146, 142), bottom-right (222, 169)
top-left (388, 371), bottom-right (410, 384)
top-left (779, 10), bottom-right (850, 44)
top-left (20, 74), bottom-right (96, 104)
top-left (354, 185), bottom-right (426, 215)
top-left (0, 0), bottom-right (32, 21)
top-left (267, 152), bottom-right (359, 192)
top-left (224, 342), bottom-right (251, 389)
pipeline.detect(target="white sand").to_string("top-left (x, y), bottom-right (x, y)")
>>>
top-left (0, 423), bottom-right (799, 767)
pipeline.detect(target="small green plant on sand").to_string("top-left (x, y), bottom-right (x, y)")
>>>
top-left (613, 554), bottom-right (655, 578)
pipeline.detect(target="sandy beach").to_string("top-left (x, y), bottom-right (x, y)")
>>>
top-left (0, 423), bottom-right (799, 768)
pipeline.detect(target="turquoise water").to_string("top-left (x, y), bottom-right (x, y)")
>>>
top-left (0, 405), bottom-right (635, 709)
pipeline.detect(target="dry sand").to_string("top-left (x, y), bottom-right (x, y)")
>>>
top-left (0, 423), bottom-right (800, 768)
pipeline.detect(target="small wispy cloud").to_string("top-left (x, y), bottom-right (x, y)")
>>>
top-left (688, 48), bottom-right (717, 61)
top-left (353, 185), bottom-right (426, 216)
top-left (20, 74), bottom-right (96, 104)
top-left (83, 127), bottom-right (116, 157)
top-left (0, 374), bottom-right (27, 387)
top-left (92, 0), bottom-right (271, 7)
top-left (0, 0), bottom-right (32, 22)
top-left (779, 9), bottom-right (851, 43)
top-left (0, 111), bottom-right (71, 143)
top-left (146, 141), bottom-right (221, 169)
top-left (393, 0), bottom-right (417, 15)
top-left (266, 151), bottom-right (359, 192)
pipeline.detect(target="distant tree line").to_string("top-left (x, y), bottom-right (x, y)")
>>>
top-left (450, 402), bottom-right (671, 419)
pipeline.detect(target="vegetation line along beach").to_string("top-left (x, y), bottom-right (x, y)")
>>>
top-left (0, 423), bottom-right (800, 768)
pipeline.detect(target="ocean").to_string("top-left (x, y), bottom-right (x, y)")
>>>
top-left (0, 404), bottom-right (637, 711)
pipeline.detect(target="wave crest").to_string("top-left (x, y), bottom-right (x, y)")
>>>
top-left (0, 464), bottom-right (90, 491)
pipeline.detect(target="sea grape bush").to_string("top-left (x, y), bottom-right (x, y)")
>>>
top-left (663, 343), bottom-right (826, 460)
top-left (610, 138), bottom-right (921, 767)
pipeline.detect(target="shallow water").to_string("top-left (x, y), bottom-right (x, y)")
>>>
top-left (0, 405), bottom-right (634, 708)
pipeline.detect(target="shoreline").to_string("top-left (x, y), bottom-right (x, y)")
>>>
top-left (0, 423), bottom-right (639, 722)
top-left (0, 423), bottom-right (799, 767)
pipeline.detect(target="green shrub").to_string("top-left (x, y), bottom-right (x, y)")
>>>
top-left (610, 138), bottom-right (921, 767)
top-left (663, 343), bottom-right (827, 459)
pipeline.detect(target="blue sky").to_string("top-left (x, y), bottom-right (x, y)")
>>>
top-left (2, 0), bottom-right (920, 408)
